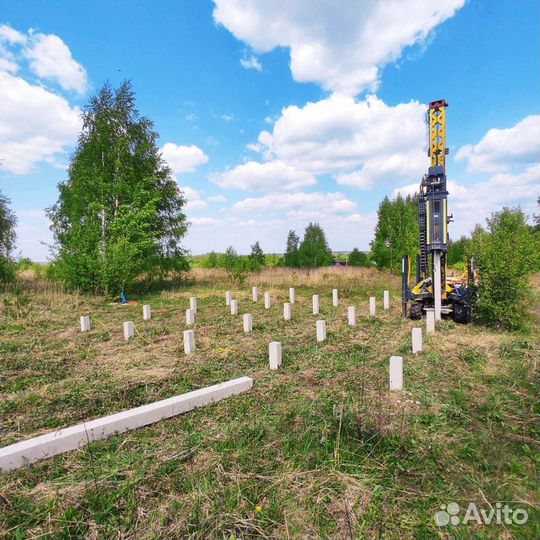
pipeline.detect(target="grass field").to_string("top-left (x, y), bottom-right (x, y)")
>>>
top-left (0, 267), bottom-right (538, 539)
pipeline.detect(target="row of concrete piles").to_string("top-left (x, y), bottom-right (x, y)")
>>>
top-left (80, 287), bottom-right (435, 389)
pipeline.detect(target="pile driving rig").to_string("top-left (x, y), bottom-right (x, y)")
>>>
top-left (401, 99), bottom-right (473, 324)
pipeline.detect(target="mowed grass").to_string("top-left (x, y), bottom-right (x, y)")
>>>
top-left (0, 268), bottom-right (538, 539)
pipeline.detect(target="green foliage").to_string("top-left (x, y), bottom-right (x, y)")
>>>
top-left (16, 257), bottom-right (33, 271)
top-left (0, 255), bottom-right (16, 285)
top-left (298, 223), bottom-right (332, 268)
top-left (447, 235), bottom-right (472, 266)
top-left (47, 81), bottom-right (189, 295)
top-left (222, 246), bottom-right (249, 285)
top-left (370, 194), bottom-right (418, 272)
top-left (348, 247), bottom-right (370, 267)
top-left (249, 241), bottom-right (265, 271)
top-left (0, 190), bottom-right (17, 284)
top-left (284, 229), bottom-right (300, 267)
top-left (264, 253), bottom-right (284, 267)
top-left (0, 190), bottom-right (16, 257)
top-left (471, 207), bottom-right (539, 329)
top-left (199, 251), bottom-right (222, 269)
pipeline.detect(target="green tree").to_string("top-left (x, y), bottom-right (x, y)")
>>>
top-left (348, 247), bottom-right (370, 267)
top-left (370, 194), bottom-right (418, 273)
top-left (298, 223), bottom-right (332, 268)
top-left (284, 230), bottom-right (300, 267)
top-left (471, 207), bottom-right (539, 329)
top-left (249, 241), bottom-right (265, 270)
top-left (222, 246), bottom-right (249, 285)
top-left (447, 235), bottom-right (472, 266)
top-left (47, 81), bottom-right (189, 294)
top-left (0, 191), bottom-right (17, 284)
top-left (200, 251), bottom-right (221, 268)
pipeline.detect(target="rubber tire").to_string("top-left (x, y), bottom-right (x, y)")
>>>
top-left (453, 303), bottom-right (471, 324)
top-left (410, 302), bottom-right (423, 320)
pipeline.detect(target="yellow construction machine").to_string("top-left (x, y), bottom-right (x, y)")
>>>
top-left (401, 99), bottom-right (473, 324)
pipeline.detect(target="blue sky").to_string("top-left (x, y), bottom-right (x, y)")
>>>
top-left (0, 0), bottom-right (538, 260)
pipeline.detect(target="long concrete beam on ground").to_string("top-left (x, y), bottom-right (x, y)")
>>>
top-left (0, 376), bottom-right (253, 472)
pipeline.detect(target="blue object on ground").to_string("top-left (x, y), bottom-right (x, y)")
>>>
top-left (120, 292), bottom-right (128, 304)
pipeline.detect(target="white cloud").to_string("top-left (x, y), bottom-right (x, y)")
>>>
top-left (190, 217), bottom-right (221, 226)
top-left (14, 208), bottom-right (51, 261)
top-left (336, 170), bottom-right (374, 191)
top-left (221, 114), bottom-right (234, 122)
top-left (0, 24), bottom-right (27, 45)
top-left (451, 165), bottom-right (540, 237)
top-left (0, 25), bottom-right (26, 73)
top-left (233, 191), bottom-right (356, 220)
top-left (0, 57), bottom-right (18, 73)
top-left (161, 143), bottom-right (209, 174)
top-left (207, 194), bottom-right (227, 203)
top-left (343, 212), bottom-right (374, 223)
top-left (240, 54), bottom-right (262, 71)
top-left (24, 32), bottom-right (88, 94)
top-left (230, 217), bottom-right (283, 228)
top-left (0, 71), bottom-right (81, 174)
top-left (180, 185), bottom-right (209, 213)
top-left (185, 200), bottom-right (208, 212)
top-left (455, 115), bottom-right (540, 174)
top-left (255, 94), bottom-right (427, 185)
top-left (214, 0), bottom-right (464, 95)
top-left (0, 26), bottom-right (87, 174)
top-left (211, 160), bottom-right (316, 191)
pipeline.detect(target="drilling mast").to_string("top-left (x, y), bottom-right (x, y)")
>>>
top-left (401, 99), bottom-right (472, 324)
top-left (422, 99), bottom-right (449, 320)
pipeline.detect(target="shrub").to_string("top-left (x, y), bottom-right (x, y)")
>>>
top-left (349, 248), bottom-right (371, 267)
top-left (222, 246), bottom-right (249, 286)
top-left (248, 241), bottom-right (265, 271)
top-left (471, 208), bottom-right (539, 330)
top-left (0, 256), bottom-right (16, 285)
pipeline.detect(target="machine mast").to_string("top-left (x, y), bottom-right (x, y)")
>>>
top-left (402, 99), bottom-right (472, 324)
top-left (423, 99), bottom-right (450, 320)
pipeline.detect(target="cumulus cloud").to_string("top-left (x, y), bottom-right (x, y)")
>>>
top-left (161, 143), bottom-right (209, 174)
top-left (336, 170), bottom-right (374, 191)
top-left (0, 24), bottom-right (27, 45)
top-left (233, 191), bottom-right (356, 220)
top-left (0, 25), bottom-right (88, 94)
top-left (211, 160), bottom-right (316, 191)
top-left (213, 0), bottom-right (464, 95)
top-left (0, 71), bottom-right (81, 174)
top-left (455, 115), bottom-right (540, 174)
top-left (190, 217), bottom-right (221, 226)
top-left (0, 25), bottom-right (88, 174)
top-left (24, 33), bottom-right (88, 94)
top-left (254, 94), bottom-right (427, 186)
top-left (180, 185), bottom-right (209, 212)
top-left (230, 217), bottom-right (283, 228)
top-left (0, 24), bottom-right (26, 73)
top-left (240, 54), bottom-right (262, 71)
top-left (207, 194), bottom-right (227, 203)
